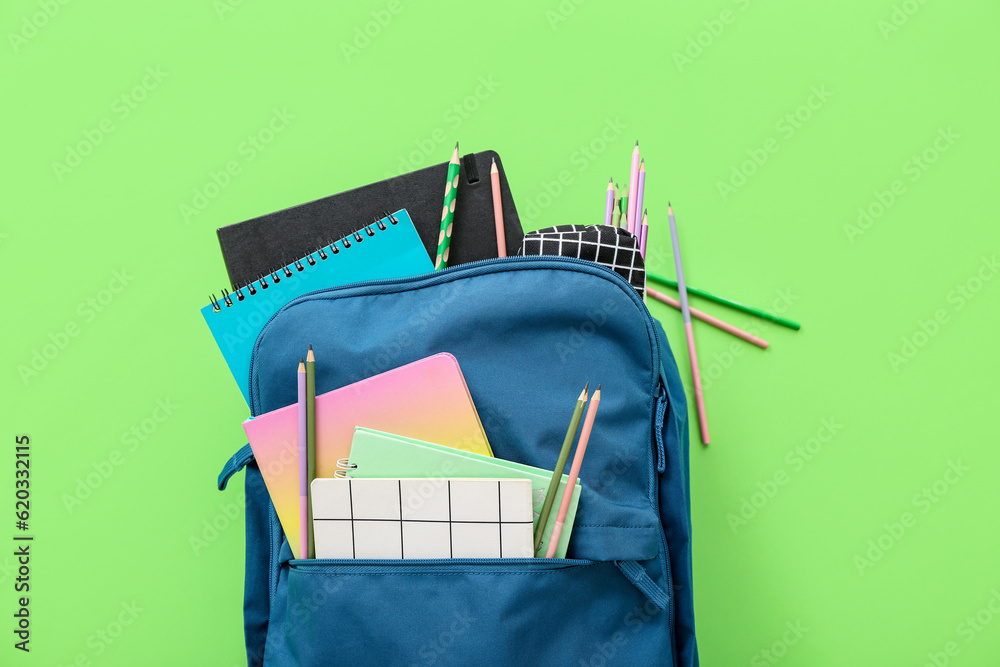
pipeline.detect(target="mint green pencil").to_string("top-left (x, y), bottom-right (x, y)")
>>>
top-left (534, 382), bottom-right (588, 554)
top-left (646, 271), bottom-right (801, 331)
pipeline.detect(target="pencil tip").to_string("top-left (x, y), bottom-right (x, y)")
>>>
top-left (308, 343), bottom-right (312, 350)
top-left (635, 140), bottom-right (638, 146)
top-left (454, 141), bottom-right (459, 150)
top-left (596, 384), bottom-right (602, 392)
top-left (492, 156), bottom-right (495, 164)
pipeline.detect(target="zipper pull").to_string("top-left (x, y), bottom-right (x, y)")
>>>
top-left (654, 381), bottom-right (668, 473)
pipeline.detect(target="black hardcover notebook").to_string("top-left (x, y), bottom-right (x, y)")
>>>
top-left (216, 150), bottom-right (522, 289)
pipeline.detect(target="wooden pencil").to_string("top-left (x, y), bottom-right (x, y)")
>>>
top-left (490, 158), bottom-right (507, 257)
top-left (534, 382), bottom-right (589, 554)
top-left (626, 142), bottom-right (640, 233)
top-left (668, 204), bottom-right (710, 444)
top-left (634, 159), bottom-right (646, 238)
top-left (546, 385), bottom-right (601, 558)
top-left (646, 288), bottom-right (769, 349)
top-left (297, 358), bottom-right (308, 560)
top-left (604, 178), bottom-right (615, 226)
top-left (435, 143), bottom-right (460, 269)
top-left (305, 345), bottom-right (316, 559)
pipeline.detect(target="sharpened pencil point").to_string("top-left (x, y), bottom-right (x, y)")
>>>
top-left (491, 158), bottom-right (498, 174)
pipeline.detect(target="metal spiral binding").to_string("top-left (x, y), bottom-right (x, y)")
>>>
top-left (207, 211), bottom-right (403, 311)
top-left (334, 458), bottom-right (357, 478)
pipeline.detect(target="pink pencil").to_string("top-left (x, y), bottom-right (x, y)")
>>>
top-left (546, 385), bottom-right (601, 558)
top-left (626, 142), bottom-right (640, 233)
top-left (646, 287), bottom-right (769, 349)
top-left (668, 204), bottom-right (709, 444)
top-left (634, 160), bottom-right (646, 237)
top-left (490, 158), bottom-right (507, 257)
top-left (638, 209), bottom-right (649, 258)
top-left (603, 177), bottom-right (615, 225)
top-left (297, 358), bottom-right (308, 559)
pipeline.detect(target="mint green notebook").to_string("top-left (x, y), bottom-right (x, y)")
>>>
top-left (346, 427), bottom-right (582, 558)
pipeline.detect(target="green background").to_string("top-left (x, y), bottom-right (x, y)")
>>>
top-left (3, 0), bottom-right (998, 664)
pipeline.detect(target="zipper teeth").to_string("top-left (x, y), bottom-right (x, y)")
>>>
top-left (247, 255), bottom-right (662, 415)
top-left (291, 557), bottom-right (591, 566)
top-left (655, 371), bottom-right (677, 665)
top-left (288, 557), bottom-right (594, 572)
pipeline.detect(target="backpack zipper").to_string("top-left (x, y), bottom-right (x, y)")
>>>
top-left (248, 255), bottom-right (663, 416)
top-left (655, 376), bottom-right (677, 666)
top-left (288, 557), bottom-right (593, 572)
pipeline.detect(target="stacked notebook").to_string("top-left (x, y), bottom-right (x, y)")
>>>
top-left (216, 150), bottom-right (523, 288)
top-left (243, 354), bottom-right (581, 560)
top-left (202, 210), bottom-right (432, 405)
top-left (201, 151), bottom-right (559, 561)
top-left (343, 427), bottom-right (580, 559)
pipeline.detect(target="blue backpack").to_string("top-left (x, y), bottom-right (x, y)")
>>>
top-left (217, 256), bottom-right (698, 666)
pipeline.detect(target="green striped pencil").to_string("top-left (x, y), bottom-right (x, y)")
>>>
top-left (646, 272), bottom-right (801, 330)
top-left (305, 344), bottom-right (316, 558)
top-left (534, 382), bottom-right (589, 554)
top-left (435, 143), bottom-right (460, 269)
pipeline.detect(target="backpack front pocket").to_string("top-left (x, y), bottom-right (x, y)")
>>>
top-left (262, 558), bottom-right (672, 667)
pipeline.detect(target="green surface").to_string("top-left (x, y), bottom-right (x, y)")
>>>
top-left (2, 1), bottom-right (998, 664)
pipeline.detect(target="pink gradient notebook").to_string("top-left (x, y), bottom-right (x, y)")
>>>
top-left (243, 353), bottom-right (493, 558)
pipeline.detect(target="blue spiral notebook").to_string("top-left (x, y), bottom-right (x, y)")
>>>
top-left (201, 209), bottom-right (432, 405)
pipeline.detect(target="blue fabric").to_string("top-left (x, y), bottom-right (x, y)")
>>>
top-left (221, 256), bottom-right (697, 666)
